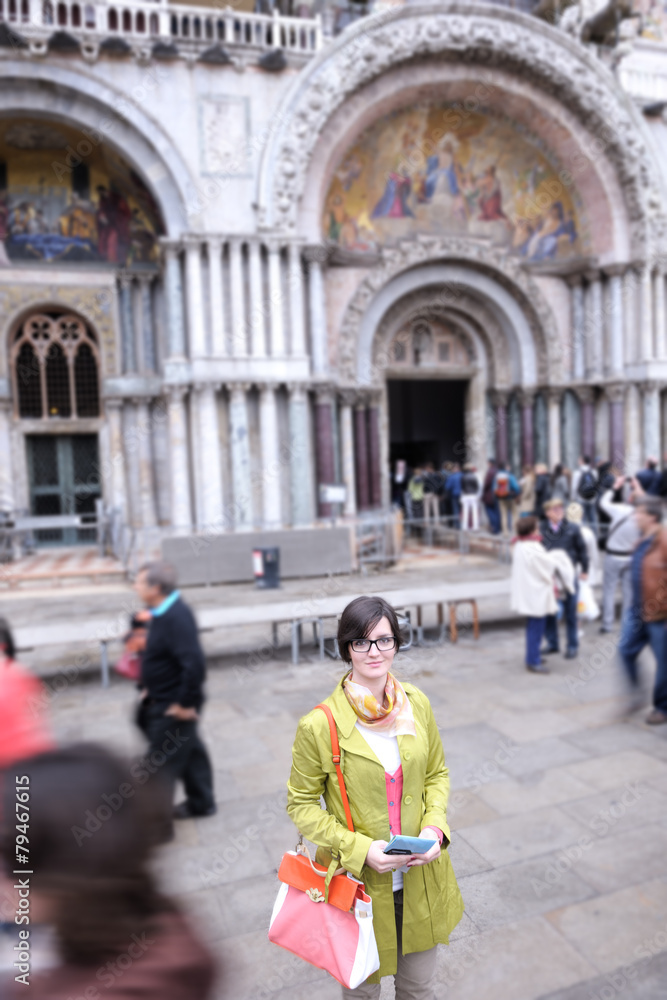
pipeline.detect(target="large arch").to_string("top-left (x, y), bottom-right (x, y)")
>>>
top-left (257, 2), bottom-right (663, 258)
top-left (0, 61), bottom-right (195, 237)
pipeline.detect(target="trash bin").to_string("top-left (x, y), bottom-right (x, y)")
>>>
top-left (252, 546), bottom-right (280, 589)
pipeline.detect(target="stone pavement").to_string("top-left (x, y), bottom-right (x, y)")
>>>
top-left (5, 609), bottom-right (667, 1000)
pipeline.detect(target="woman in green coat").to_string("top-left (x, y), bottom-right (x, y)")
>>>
top-left (286, 595), bottom-right (464, 999)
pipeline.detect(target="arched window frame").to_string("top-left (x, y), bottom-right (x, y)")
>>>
top-left (11, 312), bottom-right (101, 420)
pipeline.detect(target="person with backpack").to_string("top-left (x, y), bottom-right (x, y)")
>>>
top-left (572, 456), bottom-right (598, 534)
top-left (636, 457), bottom-right (662, 497)
top-left (533, 463), bottom-right (552, 519)
top-left (445, 462), bottom-right (462, 528)
top-left (481, 458), bottom-right (500, 534)
top-left (421, 462), bottom-right (442, 525)
top-left (493, 461), bottom-right (520, 535)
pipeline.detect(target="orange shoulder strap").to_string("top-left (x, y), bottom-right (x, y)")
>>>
top-left (315, 703), bottom-right (354, 833)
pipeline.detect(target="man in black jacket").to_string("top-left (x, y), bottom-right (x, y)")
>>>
top-left (135, 561), bottom-right (215, 821)
top-left (540, 498), bottom-right (589, 659)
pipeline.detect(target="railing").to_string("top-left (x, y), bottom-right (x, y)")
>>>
top-left (0, 0), bottom-right (322, 54)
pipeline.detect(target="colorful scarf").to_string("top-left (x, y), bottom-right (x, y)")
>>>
top-left (343, 672), bottom-right (416, 737)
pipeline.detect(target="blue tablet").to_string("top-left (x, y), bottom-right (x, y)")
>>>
top-left (383, 834), bottom-right (436, 855)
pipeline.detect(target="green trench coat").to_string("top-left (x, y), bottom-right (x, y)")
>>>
top-left (286, 679), bottom-right (464, 984)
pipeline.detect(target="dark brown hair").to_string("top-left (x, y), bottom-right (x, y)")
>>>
top-left (517, 515), bottom-right (538, 537)
top-left (337, 595), bottom-right (403, 664)
top-left (0, 744), bottom-right (170, 965)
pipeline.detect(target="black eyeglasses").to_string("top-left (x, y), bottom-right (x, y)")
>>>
top-left (350, 636), bottom-right (397, 653)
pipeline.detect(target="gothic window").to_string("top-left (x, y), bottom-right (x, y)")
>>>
top-left (11, 313), bottom-right (101, 420)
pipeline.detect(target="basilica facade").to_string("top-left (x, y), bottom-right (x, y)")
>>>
top-left (1, 0), bottom-right (667, 540)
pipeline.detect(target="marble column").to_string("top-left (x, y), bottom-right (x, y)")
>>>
top-left (267, 241), bottom-right (286, 357)
top-left (518, 390), bottom-right (535, 469)
top-left (305, 248), bottom-right (328, 376)
top-left (288, 383), bottom-right (313, 526)
top-left (569, 277), bottom-right (585, 380)
top-left (640, 264), bottom-right (654, 361)
top-left (367, 398), bottom-right (382, 509)
top-left (354, 399), bottom-right (370, 511)
top-left (547, 388), bottom-right (563, 469)
top-left (259, 384), bottom-right (282, 527)
top-left (584, 271), bottom-right (603, 381)
top-left (229, 240), bottom-right (247, 356)
top-left (228, 383), bottom-right (252, 529)
top-left (662, 388), bottom-right (667, 463)
top-left (166, 386), bottom-right (192, 528)
top-left (339, 392), bottom-right (357, 517)
top-left (594, 392), bottom-right (609, 465)
top-left (314, 389), bottom-right (335, 518)
top-left (288, 243), bottom-right (306, 357)
top-left (248, 241), bottom-right (266, 359)
top-left (464, 370), bottom-right (488, 471)
top-left (208, 238), bottom-right (226, 357)
top-left (0, 401), bottom-right (13, 511)
top-left (134, 399), bottom-right (157, 528)
top-left (493, 391), bottom-right (509, 465)
top-left (654, 267), bottom-right (667, 359)
top-left (184, 239), bottom-right (206, 359)
top-left (138, 277), bottom-right (155, 372)
top-left (604, 265), bottom-right (625, 377)
top-left (605, 383), bottom-right (626, 471)
top-left (119, 275), bottom-right (136, 373)
top-left (163, 244), bottom-right (186, 359)
top-left (105, 399), bottom-right (127, 514)
top-left (194, 383), bottom-right (224, 529)
top-left (625, 383), bottom-right (642, 475)
top-left (623, 267), bottom-right (639, 366)
top-left (642, 381), bottom-right (661, 461)
top-left (577, 387), bottom-right (596, 460)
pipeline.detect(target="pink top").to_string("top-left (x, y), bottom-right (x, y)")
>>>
top-left (384, 764), bottom-right (444, 845)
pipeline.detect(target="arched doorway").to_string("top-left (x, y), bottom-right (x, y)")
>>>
top-left (10, 310), bottom-right (102, 544)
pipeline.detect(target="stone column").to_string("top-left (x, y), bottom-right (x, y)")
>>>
top-left (518, 390), bottom-right (535, 468)
top-left (166, 386), bottom-right (192, 528)
top-left (138, 276), bottom-right (155, 372)
top-left (288, 242), bottom-right (306, 357)
top-left (492, 391), bottom-right (509, 465)
top-left (464, 370), bottom-right (487, 471)
top-left (568, 277), bottom-right (585, 380)
top-left (623, 266), bottom-right (639, 366)
top-left (119, 275), bottom-right (136, 373)
top-left (163, 243), bottom-right (186, 359)
top-left (305, 247), bottom-right (328, 376)
top-left (642, 381), bottom-right (661, 462)
top-left (584, 271), bottom-right (603, 381)
top-left (605, 383), bottom-right (626, 471)
top-left (259, 384), bottom-right (282, 527)
top-left (367, 396), bottom-right (382, 509)
top-left (184, 239), bottom-right (206, 359)
top-left (267, 241), bottom-right (286, 357)
top-left (625, 383), bottom-right (642, 475)
top-left (134, 398), bottom-right (157, 528)
top-left (0, 401), bottom-right (13, 511)
top-left (105, 399), bottom-right (127, 515)
top-left (576, 386), bottom-right (596, 460)
top-left (228, 383), bottom-right (252, 529)
top-left (248, 240), bottom-right (266, 358)
top-left (194, 383), bottom-right (223, 529)
top-left (229, 239), bottom-right (247, 356)
top-left (547, 388), bottom-right (563, 469)
top-left (314, 388), bottom-right (335, 518)
top-left (339, 391), bottom-right (357, 517)
top-left (208, 238), bottom-right (226, 357)
top-left (354, 398), bottom-right (370, 511)
top-left (288, 383), bottom-right (313, 526)
top-left (603, 264), bottom-right (625, 377)
top-left (655, 267), bottom-right (667, 359)
top-left (640, 264), bottom-right (654, 361)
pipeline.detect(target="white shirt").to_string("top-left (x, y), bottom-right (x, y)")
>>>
top-left (355, 723), bottom-right (405, 891)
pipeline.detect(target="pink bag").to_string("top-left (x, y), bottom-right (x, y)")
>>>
top-left (114, 650), bottom-right (141, 681)
top-left (268, 704), bottom-right (380, 989)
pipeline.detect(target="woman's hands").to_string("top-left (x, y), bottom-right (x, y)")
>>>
top-left (406, 828), bottom-right (442, 868)
top-left (364, 841), bottom-right (416, 874)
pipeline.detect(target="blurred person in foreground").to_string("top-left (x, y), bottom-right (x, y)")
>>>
top-left (510, 516), bottom-right (575, 674)
top-left (0, 744), bottom-right (217, 999)
top-left (286, 595), bottom-right (463, 998)
top-left (618, 496), bottom-right (667, 725)
top-left (134, 562), bottom-right (215, 824)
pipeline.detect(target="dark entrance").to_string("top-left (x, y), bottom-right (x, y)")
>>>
top-left (388, 379), bottom-right (467, 470)
top-left (26, 434), bottom-right (101, 545)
